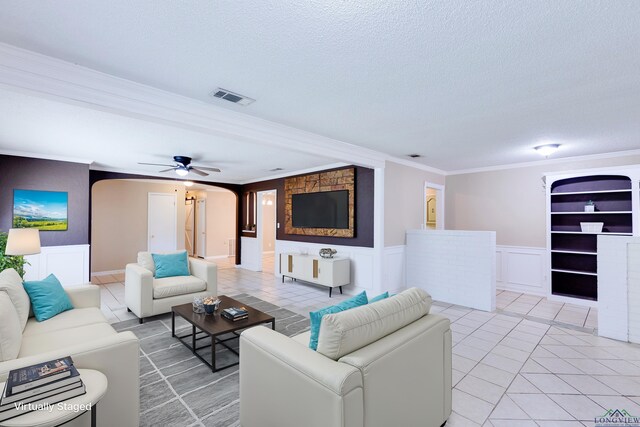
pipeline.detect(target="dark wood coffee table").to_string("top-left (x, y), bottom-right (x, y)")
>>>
top-left (171, 295), bottom-right (275, 372)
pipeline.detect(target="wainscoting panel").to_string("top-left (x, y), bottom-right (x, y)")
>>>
top-left (240, 236), bottom-right (262, 272)
top-left (495, 246), bottom-right (546, 296)
top-left (383, 245), bottom-right (406, 293)
top-left (275, 240), bottom-right (375, 294)
top-left (23, 244), bottom-right (90, 286)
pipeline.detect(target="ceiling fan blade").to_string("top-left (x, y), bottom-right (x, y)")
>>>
top-left (190, 168), bottom-right (209, 177)
top-left (158, 167), bottom-right (177, 173)
top-left (138, 162), bottom-right (175, 167)
top-left (191, 165), bottom-right (221, 172)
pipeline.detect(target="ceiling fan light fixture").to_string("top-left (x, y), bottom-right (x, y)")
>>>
top-left (175, 168), bottom-right (189, 176)
top-left (534, 143), bottom-right (561, 157)
top-left (183, 181), bottom-right (194, 187)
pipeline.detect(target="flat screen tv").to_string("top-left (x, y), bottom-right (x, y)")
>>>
top-left (292, 190), bottom-right (349, 229)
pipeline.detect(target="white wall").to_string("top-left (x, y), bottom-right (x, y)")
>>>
top-left (445, 155), bottom-right (640, 247)
top-left (91, 180), bottom-right (186, 272)
top-left (204, 190), bottom-right (236, 257)
top-left (384, 161), bottom-right (445, 246)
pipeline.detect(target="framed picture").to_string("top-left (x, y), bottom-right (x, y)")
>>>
top-left (13, 189), bottom-right (68, 231)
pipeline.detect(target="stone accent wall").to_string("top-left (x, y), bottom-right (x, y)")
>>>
top-left (284, 167), bottom-right (355, 237)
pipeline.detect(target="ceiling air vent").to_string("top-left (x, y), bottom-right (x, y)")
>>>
top-left (211, 88), bottom-right (255, 106)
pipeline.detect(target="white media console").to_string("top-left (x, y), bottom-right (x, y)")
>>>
top-left (279, 252), bottom-right (351, 297)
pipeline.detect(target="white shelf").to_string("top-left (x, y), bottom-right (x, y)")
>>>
top-left (551, 249), bottom-right (597, 255)
top-left (551, 189), bottom-right (632, 196)
top-left (551, 211), bottom-right (632, 215)
top-left (551, 268), bottom-right (598, 276)
top-left (551, 231), bottom-right (633, 235)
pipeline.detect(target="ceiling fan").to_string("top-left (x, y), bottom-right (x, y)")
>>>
top-left (138, 156), bottom-right (221, 177)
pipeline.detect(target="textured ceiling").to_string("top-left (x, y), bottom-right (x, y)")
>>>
top-left (0, 1), bottom-right (639, 171)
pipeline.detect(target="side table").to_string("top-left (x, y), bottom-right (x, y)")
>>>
top-left (0, 369), bottom-right (107, 427)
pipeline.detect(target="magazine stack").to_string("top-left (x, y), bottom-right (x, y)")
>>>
top-left (0, 356), bottom-right (86, 421)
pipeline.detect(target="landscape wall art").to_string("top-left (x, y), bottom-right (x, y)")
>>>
top-left (13, 189), bottom-right (68, 231)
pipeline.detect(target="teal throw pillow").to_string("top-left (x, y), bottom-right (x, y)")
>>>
top-left (309, 291), bottom-right (368, 351)
top-left (152, 251), bottom-right (190, 279)
top-left (22, 274), bottom-right (74, 322)
top-left (369, 291), bottom-right (389, 303)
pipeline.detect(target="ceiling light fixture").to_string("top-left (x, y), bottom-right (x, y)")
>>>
top-left (534, 144), bottom-right (561, 157)
top-left (175, 167), bottom-right (189, 176)
top-left (183, 181), bottom-right (194, 187)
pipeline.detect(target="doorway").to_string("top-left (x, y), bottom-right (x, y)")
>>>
top-left (185, 198), bottom-right (195, 256)
top-left (424, 182), bottom-right (445, 230)
top-left (148, 192), bottom-right (177, 252)
top-left (195, 198), bottom-right (206, 258)
top-left (257, 190), bottom-right (277, 274)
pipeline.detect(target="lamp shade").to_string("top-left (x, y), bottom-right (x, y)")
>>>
top-left (5, 228), bottom-right (41, 256)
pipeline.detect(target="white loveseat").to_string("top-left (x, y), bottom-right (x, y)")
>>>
top-left (239, 287), bottom-right (452, 427)
top-left (125, 251), bottom-right (217, 323)
top-left (0, 268), bottom-right (139, 427)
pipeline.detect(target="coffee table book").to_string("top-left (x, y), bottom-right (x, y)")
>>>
top-left (1, 366), bottom-right (81, 405)
top-left (5, 357), bottom-right (74, 395)
top-left (0, 382), bottom-right (86, 422)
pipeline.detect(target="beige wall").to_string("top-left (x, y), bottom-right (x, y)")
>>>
top-left (262, 192), bottom-right (276, 252)
top-left (204, 190), bottom-right (236, 257)
top-left (384, 161), bottom-right (446, 246)
top-left (91, 180), bottom-right (186, 272)
top-left (445, 155), bottom-right (640, 247)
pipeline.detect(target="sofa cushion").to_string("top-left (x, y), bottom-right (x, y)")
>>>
top-left (137, 251), bottom-right (156, 275)
top-left (22, 307), bottom-right (107, 337)
top-left (292, 331), bottom-right (311, 346)
top-left (23, 274), bottom-right (74, 322)
top-left (152, 251), bottom-right (190, 279)
top-left (153, 275), bottom-right (206, 299)
top-left (18, 323), bottom-right (117, 357)
top-left (316, 287), bottom-right (432, 360)
top-left (308, 291), bottom-right (368, 351)
top-left (0, 291), bottom-right (22, 361)
top-left (0, 268), bottom-right (30, 330)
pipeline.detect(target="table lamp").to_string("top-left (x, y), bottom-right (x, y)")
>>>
top-left (5, 228), bottom-right (41, 256)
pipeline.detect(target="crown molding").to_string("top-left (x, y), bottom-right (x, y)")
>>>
top-left (446, 149), bottom-right (640, 176)
top-left (384, 156), bottom-right (447, 176)
top-left (0, 42), bottom-right (387, 169)
top-left (0, 148), bottom-right (94, 164)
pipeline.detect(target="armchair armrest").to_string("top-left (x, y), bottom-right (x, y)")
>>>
top-left (64, 284), bottom-right (100, 308)
top-left (189, 258), bottom-right (217, 295)
top-left (124, 263), bottom-right (154, 318)
top-left (240, 326), bottom-right (363, 427)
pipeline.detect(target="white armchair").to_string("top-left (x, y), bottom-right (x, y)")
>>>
top-left (125, 252), bottom-right (217, 323)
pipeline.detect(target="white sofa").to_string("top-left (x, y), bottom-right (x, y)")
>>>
top-left (125, 251), bottom-right (217, 323)
top-left (0, 268), bottom-right (139, 427)
top-left (239, 287), bottom-right (452, 427)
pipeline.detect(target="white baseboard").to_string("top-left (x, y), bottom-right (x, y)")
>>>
top-left (205, 255), bottom-right (230, 260)
top-left (262, 250), bottom-right (275, 255)
top-left (92, 269), bottom-right (125, 276)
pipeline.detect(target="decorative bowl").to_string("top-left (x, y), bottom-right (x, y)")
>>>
top-left (203, 297), bottom-right (221, 315)
top-left (319, 248), bottom-right (337, 259)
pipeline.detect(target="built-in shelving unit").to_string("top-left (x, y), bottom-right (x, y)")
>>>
top-left (547, 174), bottom-right (633, 303)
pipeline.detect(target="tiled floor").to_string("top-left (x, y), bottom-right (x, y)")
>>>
top-left (94, 264), bottom-right (640, 427)
top-left (498, 290), bottom-right (598, 331)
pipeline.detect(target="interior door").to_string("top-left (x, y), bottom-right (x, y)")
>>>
top-left (148, 193), bottom-right (177, 253)
top-left (185, 201), bottom-right (195, 256)
top-left (196, 199), bottom-right (206, 258)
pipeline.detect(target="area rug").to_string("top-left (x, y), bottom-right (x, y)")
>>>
top-left (111, 294), bottom-right (311, 427)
